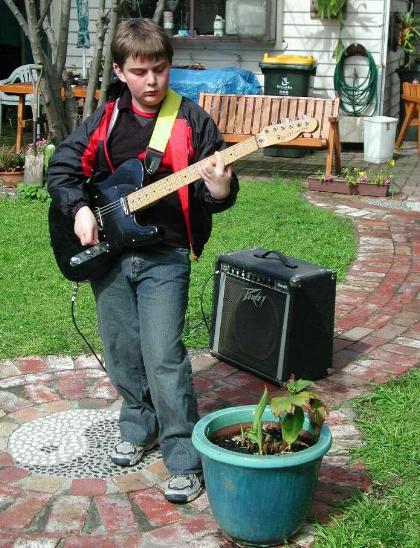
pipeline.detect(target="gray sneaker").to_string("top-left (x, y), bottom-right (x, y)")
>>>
top-left (111, 439), bottom-right (158, 467)
top-left (164, 473), bottom-right (204, 503)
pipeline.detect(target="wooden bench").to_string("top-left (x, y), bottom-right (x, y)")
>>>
top-left (395, 82), bottom-right (420, 156)
top-left (199, 92), bottom-right (342, 176)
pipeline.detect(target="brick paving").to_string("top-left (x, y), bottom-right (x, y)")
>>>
top-left (0, 146), bottom-right (419, 546)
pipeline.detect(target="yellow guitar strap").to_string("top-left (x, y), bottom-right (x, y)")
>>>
top-left (144, 89), bottom-right (182, 175)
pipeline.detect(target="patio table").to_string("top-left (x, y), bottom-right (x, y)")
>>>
top-left (0, 82), bottom-right (100, 152)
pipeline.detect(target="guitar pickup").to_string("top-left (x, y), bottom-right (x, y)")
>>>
top-left (94, 207), bottom-right (104, 229)
top-left (70, 242), bottom-right (110, 266)
top-left (121, 196), bottom-right (129, 215)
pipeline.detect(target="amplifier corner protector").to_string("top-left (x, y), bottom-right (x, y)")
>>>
top-left (289, 275), bottom-right (302, 287)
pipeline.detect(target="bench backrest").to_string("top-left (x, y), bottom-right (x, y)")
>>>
top-left (199, 93), bottom-right (340, 141)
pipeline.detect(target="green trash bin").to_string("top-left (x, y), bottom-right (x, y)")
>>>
top-left (259, 54), bottom-right (317, 157)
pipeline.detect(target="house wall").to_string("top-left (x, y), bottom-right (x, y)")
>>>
top-left (63, 0), bottom-right (411, 119)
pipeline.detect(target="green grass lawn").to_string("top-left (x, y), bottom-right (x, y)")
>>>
top-left (315, 369), bottom-right (420, 548)
top-left (0, 179), bottom-right (356, 359)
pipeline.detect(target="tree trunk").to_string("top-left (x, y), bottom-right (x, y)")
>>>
top-left (83, 0), bottom-right (108, 118)
top-left (99, 0), bottom-right (121, 106)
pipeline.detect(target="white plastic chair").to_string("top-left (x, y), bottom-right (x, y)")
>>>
top-left (0, 64), bottom-right (43, 137)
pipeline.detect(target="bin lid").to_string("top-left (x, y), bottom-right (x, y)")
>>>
top-left (262, 53), bottom-right (316, 66)
top-left (363, 116), bottom-right (398, 124)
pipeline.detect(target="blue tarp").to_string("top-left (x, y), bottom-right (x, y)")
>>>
top-left (169, 67), bottom-right (261, 103)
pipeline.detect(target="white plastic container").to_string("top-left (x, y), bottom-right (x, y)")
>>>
top-left (363, 116), bottom-right (398, 163)
top-left (214, 15), bottom-right (225, 36)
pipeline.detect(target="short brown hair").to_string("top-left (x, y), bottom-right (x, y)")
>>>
top-left (112, 18), bottom-right (173, 68)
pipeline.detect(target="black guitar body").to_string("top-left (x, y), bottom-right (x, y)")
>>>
top-left (49, 159), bottom-right (163, 282)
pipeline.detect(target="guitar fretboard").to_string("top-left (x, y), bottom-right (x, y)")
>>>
top-left (126, 136), bottom-right (258, 213)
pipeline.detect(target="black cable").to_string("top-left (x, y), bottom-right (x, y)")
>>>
top-left (71, 283), bottom-right (105, 371)
top-left (199, 269), bottom-right (218, 334)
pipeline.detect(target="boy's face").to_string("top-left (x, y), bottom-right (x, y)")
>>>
top-left (113, 55), bottom-right (170, 113)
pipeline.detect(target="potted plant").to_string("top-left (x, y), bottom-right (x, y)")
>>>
top-left (0, 145), bottom-right (25, 187)
top-left (307, 166), bottom-right (358, 194)
top-left (192, 378), bottom-right (332, 546)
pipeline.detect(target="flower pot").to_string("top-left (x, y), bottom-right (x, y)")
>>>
top-left (192, 405), bottom-right (332, 546)
top-left (357, 182), bottom-right (390, 197)
top-left (0, 171), bottom-right (24, 187)
top-left (307, 177), bottom-right (358, 194)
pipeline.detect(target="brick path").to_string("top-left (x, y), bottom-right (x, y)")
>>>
top-left (0, 148), bottom-right (419, 546)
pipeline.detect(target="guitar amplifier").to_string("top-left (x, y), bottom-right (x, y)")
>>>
top-left (210, 248), bottom-right (336, 384)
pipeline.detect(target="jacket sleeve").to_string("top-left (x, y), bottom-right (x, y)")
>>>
top-left (46, 106), bottom-right (105, 217)
top-left (188, 102), bottom-right (239, 213)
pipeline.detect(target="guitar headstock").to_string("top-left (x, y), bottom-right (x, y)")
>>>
top-left (256, 117), bottom-right (318, 148)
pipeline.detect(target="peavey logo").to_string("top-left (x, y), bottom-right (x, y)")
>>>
top-left (242, 288), bottom-right (267, 307)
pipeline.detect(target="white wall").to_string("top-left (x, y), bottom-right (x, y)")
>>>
top-left (63, 0), bottom-right (410, 117)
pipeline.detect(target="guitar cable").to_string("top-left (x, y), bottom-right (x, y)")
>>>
top-left (71, 283), bottom-right (106, 371)
top-left (70, 269), bottom-right (219, 367)
top-left (199, 270), bottom-right (219, 334)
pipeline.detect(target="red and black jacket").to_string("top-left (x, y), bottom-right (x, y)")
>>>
top-left (47, 85), bottom-right (239, 258)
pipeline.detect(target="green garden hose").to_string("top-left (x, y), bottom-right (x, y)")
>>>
top-left (334, 45), bottom-right (378, 116)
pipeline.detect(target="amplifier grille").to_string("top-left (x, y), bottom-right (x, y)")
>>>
top-left (216, 273), bottom-right (289, 378)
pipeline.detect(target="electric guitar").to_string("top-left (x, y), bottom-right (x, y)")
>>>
top-left (49, 117), bottom-right (318, 282)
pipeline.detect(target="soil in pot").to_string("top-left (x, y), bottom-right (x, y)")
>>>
top-left (210, 422), bottom-right (318, 455)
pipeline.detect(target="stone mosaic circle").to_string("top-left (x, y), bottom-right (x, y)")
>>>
top-left (8, 408), bottom-right (162, 479)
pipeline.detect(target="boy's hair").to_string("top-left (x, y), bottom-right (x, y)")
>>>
top-left (112, 18), bottom-right (173, 68)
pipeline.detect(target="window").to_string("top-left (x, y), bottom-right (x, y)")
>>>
top-left (165, 0), bottom-right (276, 43)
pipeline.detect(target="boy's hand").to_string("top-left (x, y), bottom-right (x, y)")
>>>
top-left (74, 206), bottom-right (100, 246)
top-left (198, 150), bottom-right (232, 201)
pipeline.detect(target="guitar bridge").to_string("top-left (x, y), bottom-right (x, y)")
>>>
top-left (70, 242), bottom-right (110, 266)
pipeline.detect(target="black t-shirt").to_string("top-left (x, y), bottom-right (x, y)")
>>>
top-left (107, 91), bottom-right (189, 249)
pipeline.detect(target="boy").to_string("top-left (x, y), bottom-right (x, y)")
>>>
top-left (47, 18), bottom-right (238, 503)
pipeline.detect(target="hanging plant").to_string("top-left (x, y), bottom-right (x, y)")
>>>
top-left (312, 0), bottom-right (347, 62)
top-left (397, 7), bottom-right (420, 67)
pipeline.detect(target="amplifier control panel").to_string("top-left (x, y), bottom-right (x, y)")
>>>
top-left (220, 262), bottom-right (289, 292)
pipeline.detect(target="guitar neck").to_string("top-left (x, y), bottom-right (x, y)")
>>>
top-left (126, 136), bottom-right (259, 213)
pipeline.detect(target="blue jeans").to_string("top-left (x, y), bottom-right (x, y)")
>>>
top-left (92, 246), bottom-right (201, 474)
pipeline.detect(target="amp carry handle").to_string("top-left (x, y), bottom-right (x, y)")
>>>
top-left (253, 249), bottom-right (298, 269)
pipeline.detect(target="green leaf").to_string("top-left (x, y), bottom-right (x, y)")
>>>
top-left (270, 391), bottom-right (313, 417)
top-left (282, 407), bottom-right (304, 446)
top-left (253, 386), bottom-right (268, 429)
top-left (309, 398), bottom-right (327, 434)
top-left (242, 386), bottom-right (268, 454)
top-left (287, 379), bottom-right (313, 394)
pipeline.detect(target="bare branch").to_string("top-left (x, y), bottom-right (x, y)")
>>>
top-left (56, 0), bottom-right (72, 76)
top-left (153, 0), bottom-right (166, 23)
top-left (83, 0), bottom-right (108, 118)
top-left (4, 0), bottom-right (29, 36)
top-left (99, 0), bottom-right (123, 106)
top-left (38, 0), bottom-right (53, 30)
top-left (39, 0), bottom-right (57, 54)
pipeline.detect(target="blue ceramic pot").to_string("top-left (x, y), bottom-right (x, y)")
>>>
top-left (192, 405), bottom-right (332, 546)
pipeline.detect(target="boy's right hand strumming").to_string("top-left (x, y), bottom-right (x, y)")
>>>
top-left (74, 206), bottom-right (100, 246)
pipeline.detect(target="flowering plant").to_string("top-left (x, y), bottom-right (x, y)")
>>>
top-left (357, 159), bottom-right (395, 186)
top-left (0, 145), bottom-right (24, 172)
top-left (26, 139), bottom-right (55, 168)
top-left (27, 138), bottom-right (51, 154)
